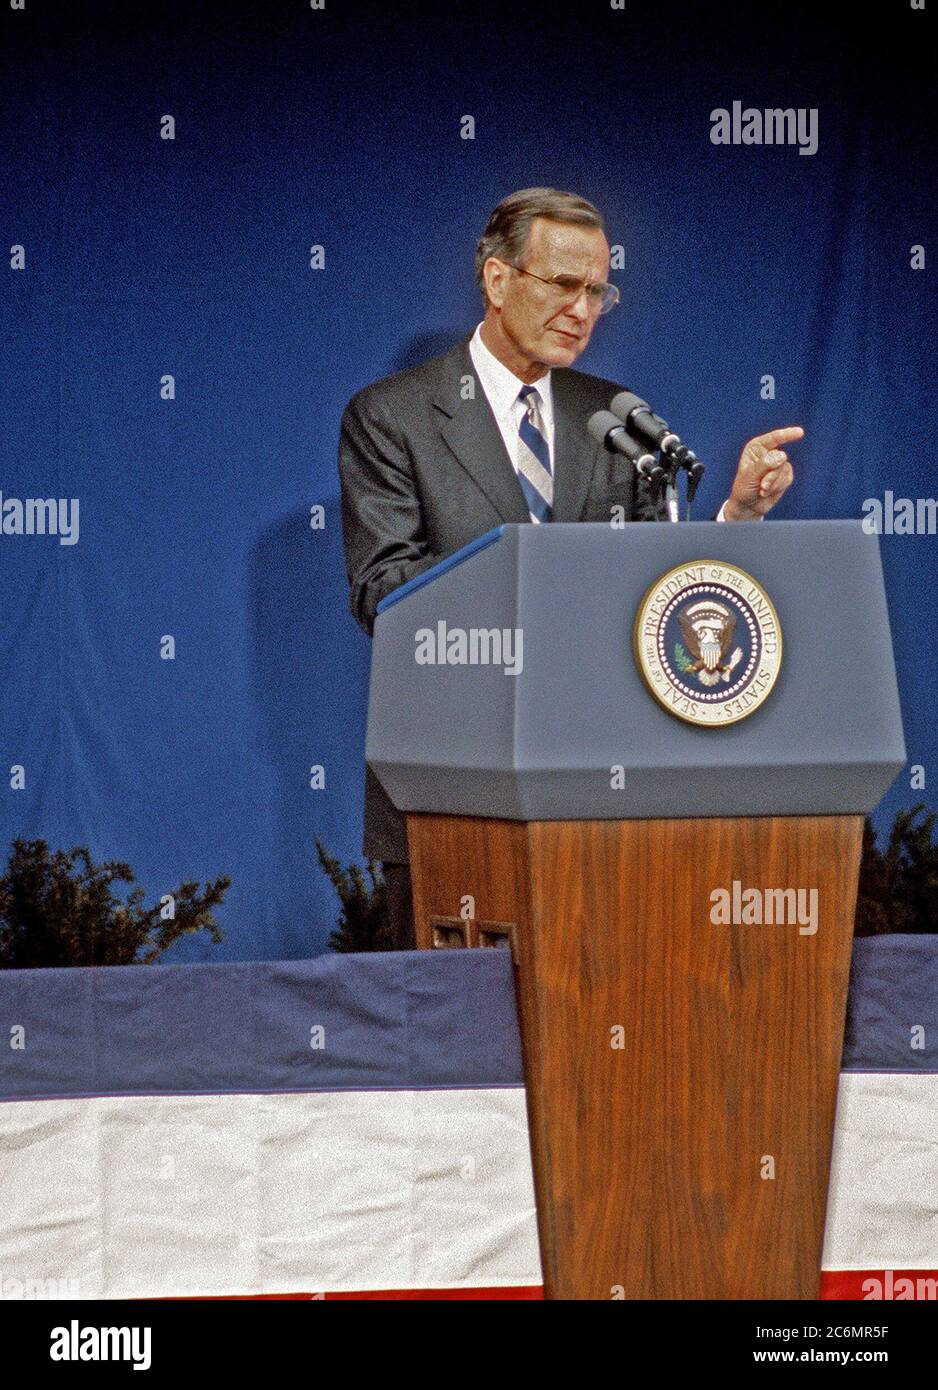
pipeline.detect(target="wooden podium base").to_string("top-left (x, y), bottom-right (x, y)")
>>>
top-left (407, 813), bottom-right (863, 1301)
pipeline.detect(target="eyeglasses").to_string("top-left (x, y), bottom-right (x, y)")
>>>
top-left (506, 262), bottom-right (620, 315)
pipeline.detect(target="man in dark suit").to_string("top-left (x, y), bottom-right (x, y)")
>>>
top-left (339, 187), bottom-right (800, 948)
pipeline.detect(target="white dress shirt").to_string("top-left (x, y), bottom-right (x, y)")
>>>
top-left (468, 320), bottom-right (733, 522)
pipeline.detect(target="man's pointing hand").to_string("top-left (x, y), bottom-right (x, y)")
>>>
top-left (723, 425), bottom-right (803, 521)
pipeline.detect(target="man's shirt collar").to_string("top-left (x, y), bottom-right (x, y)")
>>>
top-left (469, 322), bottom-right (554, 424)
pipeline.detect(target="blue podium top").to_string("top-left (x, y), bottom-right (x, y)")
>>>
top-left (367, 521), bottom-right (905, 820)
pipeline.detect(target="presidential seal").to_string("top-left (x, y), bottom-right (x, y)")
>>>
top-left (632, 561), bottom-right (782, 726)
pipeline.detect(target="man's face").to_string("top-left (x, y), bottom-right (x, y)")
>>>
top-left (484, 216), bottom-right (611, 370)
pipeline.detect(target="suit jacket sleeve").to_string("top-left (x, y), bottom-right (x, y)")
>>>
top-left (633, 464), bottom-right (670, 523)
top-left (338, 388), bottom-right (445, 636)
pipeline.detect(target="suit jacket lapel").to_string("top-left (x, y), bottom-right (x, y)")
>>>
top-left (550, 368), bottom-right (602, 523)
top-left (435, 337), bottom-right (532, 524)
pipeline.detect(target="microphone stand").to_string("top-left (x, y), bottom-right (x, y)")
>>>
top-left (655, 451), bottom-right (706, 522)
top-left (663, 458), bottom-right (680, 524)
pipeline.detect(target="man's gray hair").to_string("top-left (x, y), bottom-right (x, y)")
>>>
top-left (474, 187), bottom-right (605, 304)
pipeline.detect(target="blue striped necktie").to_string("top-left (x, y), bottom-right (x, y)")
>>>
top-left (516, 384), bottom-right (553, 523)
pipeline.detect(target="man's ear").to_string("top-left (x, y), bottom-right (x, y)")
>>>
top-left (482, 256), bottom-right (509, 309)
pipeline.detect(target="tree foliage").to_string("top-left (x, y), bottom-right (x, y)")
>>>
top-left (317, 840), bottom-right (392, 953)
top-left (0, 839), bottom-right (230, 967)
top-left (855, 804), bottom-right (938, 936)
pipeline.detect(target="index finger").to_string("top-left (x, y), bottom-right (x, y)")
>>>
top-left (751, 426), bottom-right (804, 449)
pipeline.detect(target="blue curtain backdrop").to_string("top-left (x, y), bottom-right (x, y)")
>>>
top-left (1, 0), bottom-right (935, 960)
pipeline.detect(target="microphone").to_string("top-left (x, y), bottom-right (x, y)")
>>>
top-left (682, 450), bottom-right (706, 484)
top-left (587, 410), bottom-right (665, 483)
top-left (609, 390), bottom-right (689, 464)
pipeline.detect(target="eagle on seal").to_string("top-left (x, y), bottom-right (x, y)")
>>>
top-left (677, 600), bottom-right (744, 687)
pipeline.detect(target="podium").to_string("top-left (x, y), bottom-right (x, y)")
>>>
top-left (366, 521), bottom-right (905, 1300)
